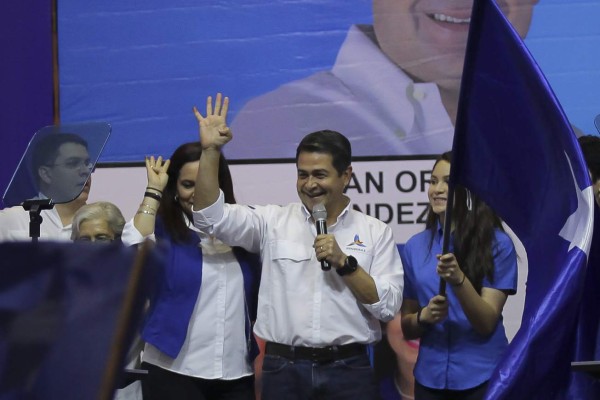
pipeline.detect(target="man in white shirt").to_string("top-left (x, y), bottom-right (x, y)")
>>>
top-left (227, 0), bottom-right (537, 159)
top-left (192, 94), bottom-right (404, 399)
top-left (0, 133), bottom-right (92, 242)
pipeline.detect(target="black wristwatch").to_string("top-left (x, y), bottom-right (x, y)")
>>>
top-left (336, 255), bottom-right (358, 276)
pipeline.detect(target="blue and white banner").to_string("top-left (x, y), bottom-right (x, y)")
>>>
top-left (57, 0), bottom-right (600, 162)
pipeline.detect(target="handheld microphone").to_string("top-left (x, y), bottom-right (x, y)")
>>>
top-left (312, 203), bottom-right (331, 271)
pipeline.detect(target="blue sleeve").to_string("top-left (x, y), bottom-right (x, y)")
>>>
top-left (399, 242), bottom-right (418, 301)
top-left (483, 230), bottom-right (518, 294)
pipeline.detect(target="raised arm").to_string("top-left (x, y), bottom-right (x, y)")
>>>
top-left (133, 156), bottom-right (170, 236)
top-left (192, 93), bottom-right (232, 210)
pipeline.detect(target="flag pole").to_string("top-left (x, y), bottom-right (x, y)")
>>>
top-left (437, 0), bottom-right (478, 297)
top-left (438, 181), bottom-right (455, 297)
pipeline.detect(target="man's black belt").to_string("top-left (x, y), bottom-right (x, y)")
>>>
top-left (265, 342), bottom-right (367, 363)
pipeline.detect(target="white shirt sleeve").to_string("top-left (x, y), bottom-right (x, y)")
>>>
top-left (193, 190), bottom-right (263, 254)
top-left (192, 190), bottom-right (226, 234)
top-left (121, 218), bottom-right (156, 246)
top-left (360, 225), bottom-right (404, 322)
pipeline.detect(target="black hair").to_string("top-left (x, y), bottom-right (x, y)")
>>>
top-left (159, 142), bottom-right (236, 243)
top-left (578, 135), bottom-right (600, 182)
top-left (424, 151), bottom-right (503, 293)
top-left (295, 130), bottom-right (351, 176)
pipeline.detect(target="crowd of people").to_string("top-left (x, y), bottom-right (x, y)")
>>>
top-left (0, 91), bottom-right (599, 400)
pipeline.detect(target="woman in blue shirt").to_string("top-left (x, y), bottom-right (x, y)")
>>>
top-left (121, 139), bottom-right (261, 400)
top-left (400, 151), bottom-right (517, 400)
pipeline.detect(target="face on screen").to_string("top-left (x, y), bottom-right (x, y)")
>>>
top-left (372, 0), bottom-right (537, 90)
top-left (38, 142), bottom-right (92, 203)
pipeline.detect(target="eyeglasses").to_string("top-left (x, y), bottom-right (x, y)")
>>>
top-left (48, 158), bottom-right (93, 170)
top-left (75, 235), bottom-right (115, 243)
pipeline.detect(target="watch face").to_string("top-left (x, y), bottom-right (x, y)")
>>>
top-left (338, 255), bottom-right (358, 276)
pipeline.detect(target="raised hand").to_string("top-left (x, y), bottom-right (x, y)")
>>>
top-left (193, 93), bottom-right (232, 150)
top-left (145, 156), bottom-right (170, 192)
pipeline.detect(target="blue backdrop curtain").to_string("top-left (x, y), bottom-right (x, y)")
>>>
top-left (0, 0), bottom-right (55, 207)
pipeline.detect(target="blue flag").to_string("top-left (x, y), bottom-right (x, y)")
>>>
top-left (450, 0), bottom-right (595, 398)
top-left (0, 241), bottom-right (162, 400)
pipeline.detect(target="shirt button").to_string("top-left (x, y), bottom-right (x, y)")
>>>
top-left (394, 128), bottom-right (407, 139)
top-left (413, 89), bottom-right (426, 101)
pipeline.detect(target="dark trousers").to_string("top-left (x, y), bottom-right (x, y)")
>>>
top-left (140, 362), bottom-right (255, 400)
top-left (260, 353), bottom-right (380, 400)
top-left (414, 380), bottom-right (488, 400)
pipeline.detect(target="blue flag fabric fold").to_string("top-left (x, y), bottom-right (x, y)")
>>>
top-left (450, 0), bottom-right (595, 398)
top-left (0, 241), bottom-right (162, 400)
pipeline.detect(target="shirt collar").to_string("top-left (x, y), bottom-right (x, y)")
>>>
top-left (331, 25), bottom-right (450, 140)
top-left (431, 220), bottom-right (444, 243)
top-left (300, 201), bottom-right (352, 229)
top-left (331, 25), bottom-right (416, 137)
top-left (300, 204), bottom-right (312, 222)
top-left (336, 202), bottom-right (352, 227)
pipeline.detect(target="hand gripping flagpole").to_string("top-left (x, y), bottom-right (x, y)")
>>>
top-left (438, 182), bottom-right (455, 297)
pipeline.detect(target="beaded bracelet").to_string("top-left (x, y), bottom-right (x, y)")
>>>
top-left (144, 191), bottom-right (162, 202)
top-left (139, 203), bottom-right (157, 213)
top-left (136, 209), bottom-right (156, 216)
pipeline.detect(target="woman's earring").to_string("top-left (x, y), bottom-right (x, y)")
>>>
top-left (466, 189), bottom-right (473, 211)
top-left (174, 194), bottom-right (179, 202)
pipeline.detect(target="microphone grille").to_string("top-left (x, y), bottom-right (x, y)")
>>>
top-left (312, 203), bottom-right (327, 220)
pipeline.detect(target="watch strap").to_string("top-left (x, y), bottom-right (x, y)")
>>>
top-left (336, 255), bottom-right (358, 276)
